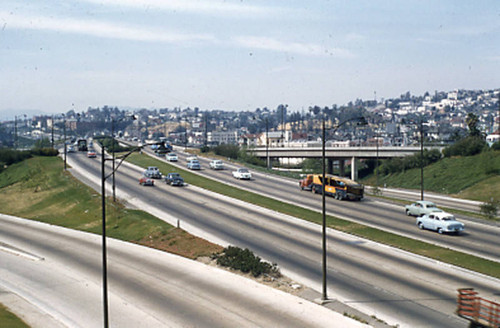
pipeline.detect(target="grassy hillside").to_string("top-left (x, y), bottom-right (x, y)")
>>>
top-left (362, 150), bottom-right (500, 202)
top-left (0, 156), bottom-right (222, 258)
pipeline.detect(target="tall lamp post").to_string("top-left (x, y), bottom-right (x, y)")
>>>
top-left (100, 140), bottom-right (160, 328)
top-left (265, 117), bottom-right (270, 169)
top-left (111, 115), bottom-right (136, 202)
top-left (403, 118), bottom-right (425, 200)
top-left (62, 114), bottom-right (67, 170)
top-left (320, 115), bottom-right (366, 302)
top-left (419, 119), bottom-right (424, 201)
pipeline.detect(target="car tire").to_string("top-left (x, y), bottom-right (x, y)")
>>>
top-left (312, 186), bottom-right (317, 194)
top-left (418, 222), bottom-right (424, 230)
top-left (437, 228), bottom-right (443, 234)
top-left (406, 209), bottom-right (411, 216)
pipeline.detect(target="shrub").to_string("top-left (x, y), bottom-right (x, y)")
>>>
top-left (492, 142), bottom-right (500, 151)
top-left (213, 246), bottom-right (281, 278)
top-left (480, 198), bottom-right (499, 220)
top-left (377, 148), bottom-right (441, 175)
top-left (31, 148), bottom-right (59, 157)
top-left (213, 144), bottom-right (240, 159)
top-left (443, 136), bottom-right (487, 157)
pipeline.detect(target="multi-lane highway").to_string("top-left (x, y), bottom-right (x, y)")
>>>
top-left (169, 148), bottom-right (500, 263)
top-left (1, 214), bottom-right (361, 328)
top-left (64, 148), bottom-right (500, 327)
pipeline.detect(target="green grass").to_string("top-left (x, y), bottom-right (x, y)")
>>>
top-left (0, 156), bottom-right (221, 258)
top-left (0, 304), bottom-right (29, 328)
top-left (362, 150), bottom-right (500, 202)
top-left (126, 152), bottom-right (500, 279)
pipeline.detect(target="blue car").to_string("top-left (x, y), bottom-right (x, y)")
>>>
top-left (416, 212), bottom-right (465, 234)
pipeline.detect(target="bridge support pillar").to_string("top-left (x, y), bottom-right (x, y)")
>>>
top-left (327, 159), bottom-right (334, 175)
top-left (351, 157), bottom-right (358, 181)
top-left (339, 160), bottom-right (345, 177)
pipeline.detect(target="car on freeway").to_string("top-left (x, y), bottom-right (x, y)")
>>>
top-left (139, 176), bottom-right (154, 186)
top-left (164, 173), bottom-right (184, 186)
top-left (186, 155), bottom-right (198, 162)
top-left (209, 160), bottom-right (224, 170)
top-left (166, 153), bottom-right (178, 162)
top-left (87, 149), bottom-right (97, 158)
top-left (232, 168), bottom-right (252, 180)
top-left (67, 145), bottom-right (76, 153)
top-left (187, 160), bottom-right (201, 170)
top-left (416, 212), bottom-right (465, 234)
top-left (144, 166), bottom-right (162, 179)
top-left (405, 200), bottom-right (443, 217)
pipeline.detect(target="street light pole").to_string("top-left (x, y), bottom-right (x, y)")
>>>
top-left (63, 114), bottom-right (67, 170)
top-left (320, 115), bottom-right (366, 302)
top-left (321, 116), bottom-right (327, 301)
top-left (111, 119), bottom-right (116, 202)
top-left (101, 143), bottom-right (109, 328)
top-left (420, 120), bottom-right (424, 201)
top-left (266, 117), bottom-right (269, 169)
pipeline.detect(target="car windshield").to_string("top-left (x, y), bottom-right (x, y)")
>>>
top-left (171, 174), bottom-right (180, 177)
top-left (441, 216), bottom-right (455, 221)
top-left (239, 169), bottom-right (249, 173)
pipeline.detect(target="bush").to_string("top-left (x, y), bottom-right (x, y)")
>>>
top-left (480, 198), bottom-right (499, 220)
top-left (31, 148), bottom-right (59, 157)
top-left (492, 142), bottom-right (500, 151)
top-left (213, 144), bottom-right (240, 159)
top-left (0, 149), bottom-right (32, 166)
top-left (95, 137), bottom-right (132, 152)
top-left (377, 148), bottom-right (441, 175)
top-left (200, 145), bottom-right (210, 153)
top-left (443, 136), bottom-right (487, 157)
top-left (301, 158), bottom-right (322, 173)
top-left (213, 246), bottom-right (281, 278)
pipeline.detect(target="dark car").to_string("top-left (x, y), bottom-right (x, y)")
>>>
top-left (165, 173), bottom-right (184, 186)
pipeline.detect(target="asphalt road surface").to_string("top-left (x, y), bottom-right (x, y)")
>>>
top-left (63, 149), bottom-right (500, 328)
top-left (166, 148), bottom-right (500, 263)
top-left (0, 214), bottom-right (367, 328)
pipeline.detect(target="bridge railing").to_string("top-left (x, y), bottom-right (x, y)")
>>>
top-left (457, 288), bottom-right (500, 328)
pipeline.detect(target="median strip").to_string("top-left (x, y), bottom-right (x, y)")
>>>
top-left (126, 152), bottom-right (500, 279)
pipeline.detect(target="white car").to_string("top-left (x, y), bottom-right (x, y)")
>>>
top-left (166, 153), bottom-right (178, 162)
top-left (186, 155), bottom-right (198, 162)
top-left (416, 212), bottom-right (465, 234)
top-left (144, 166), bottom-right (162, 179)
top-left (209, 160), bottom-right (224, 170)
top-left (232, 168), bottom-right (252, 180)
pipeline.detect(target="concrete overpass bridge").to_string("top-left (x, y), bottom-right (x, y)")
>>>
top-left (248, 146), bottom-right (439, 181)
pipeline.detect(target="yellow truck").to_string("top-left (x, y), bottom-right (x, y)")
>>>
top-left (299, 174), bottom-right (364, 201)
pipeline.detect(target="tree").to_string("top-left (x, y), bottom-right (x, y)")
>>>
top-left (466, 113), bottom-right (481, 137)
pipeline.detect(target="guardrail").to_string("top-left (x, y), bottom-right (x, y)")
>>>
top-left (457, 288), bottom-right (500, 328)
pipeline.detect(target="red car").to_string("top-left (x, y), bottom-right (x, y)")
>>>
top-left (87, 149), bottom-right (97, 158)
top-left (139, 176), bottom-right (154, 186)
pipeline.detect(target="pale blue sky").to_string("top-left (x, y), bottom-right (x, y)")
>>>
top-left (1, 0), bottom-right (499, 116)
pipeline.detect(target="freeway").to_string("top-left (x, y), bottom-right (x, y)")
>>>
top-left (65, 149), bottom-right (500, 327)
top-left (167, 148), bottom-right (500, 263)
top-left (0, 214), bottom-right (359, 328)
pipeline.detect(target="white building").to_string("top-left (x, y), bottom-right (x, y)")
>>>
top-left (207, 131), bottom-right (239, 145)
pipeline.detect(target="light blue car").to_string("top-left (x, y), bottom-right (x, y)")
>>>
top-left (416, 212), bottom-right (465, 234)
top-left (187, 160), bottom-right (201, 170)
top-left (405, 200), bottom-right (443, 217)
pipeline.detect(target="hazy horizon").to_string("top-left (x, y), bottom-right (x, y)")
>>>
top-left (2, 1), bottom-right (499, 116)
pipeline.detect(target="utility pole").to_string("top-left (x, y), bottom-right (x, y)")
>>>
top-left (51, 115), bottom-right (55, 149)
top-left (63, 114), bottom-right (67, 170)
top-left (204, 112), bottom-right (208, 147)
top-left (14, 116), bottom-right (18, 149)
